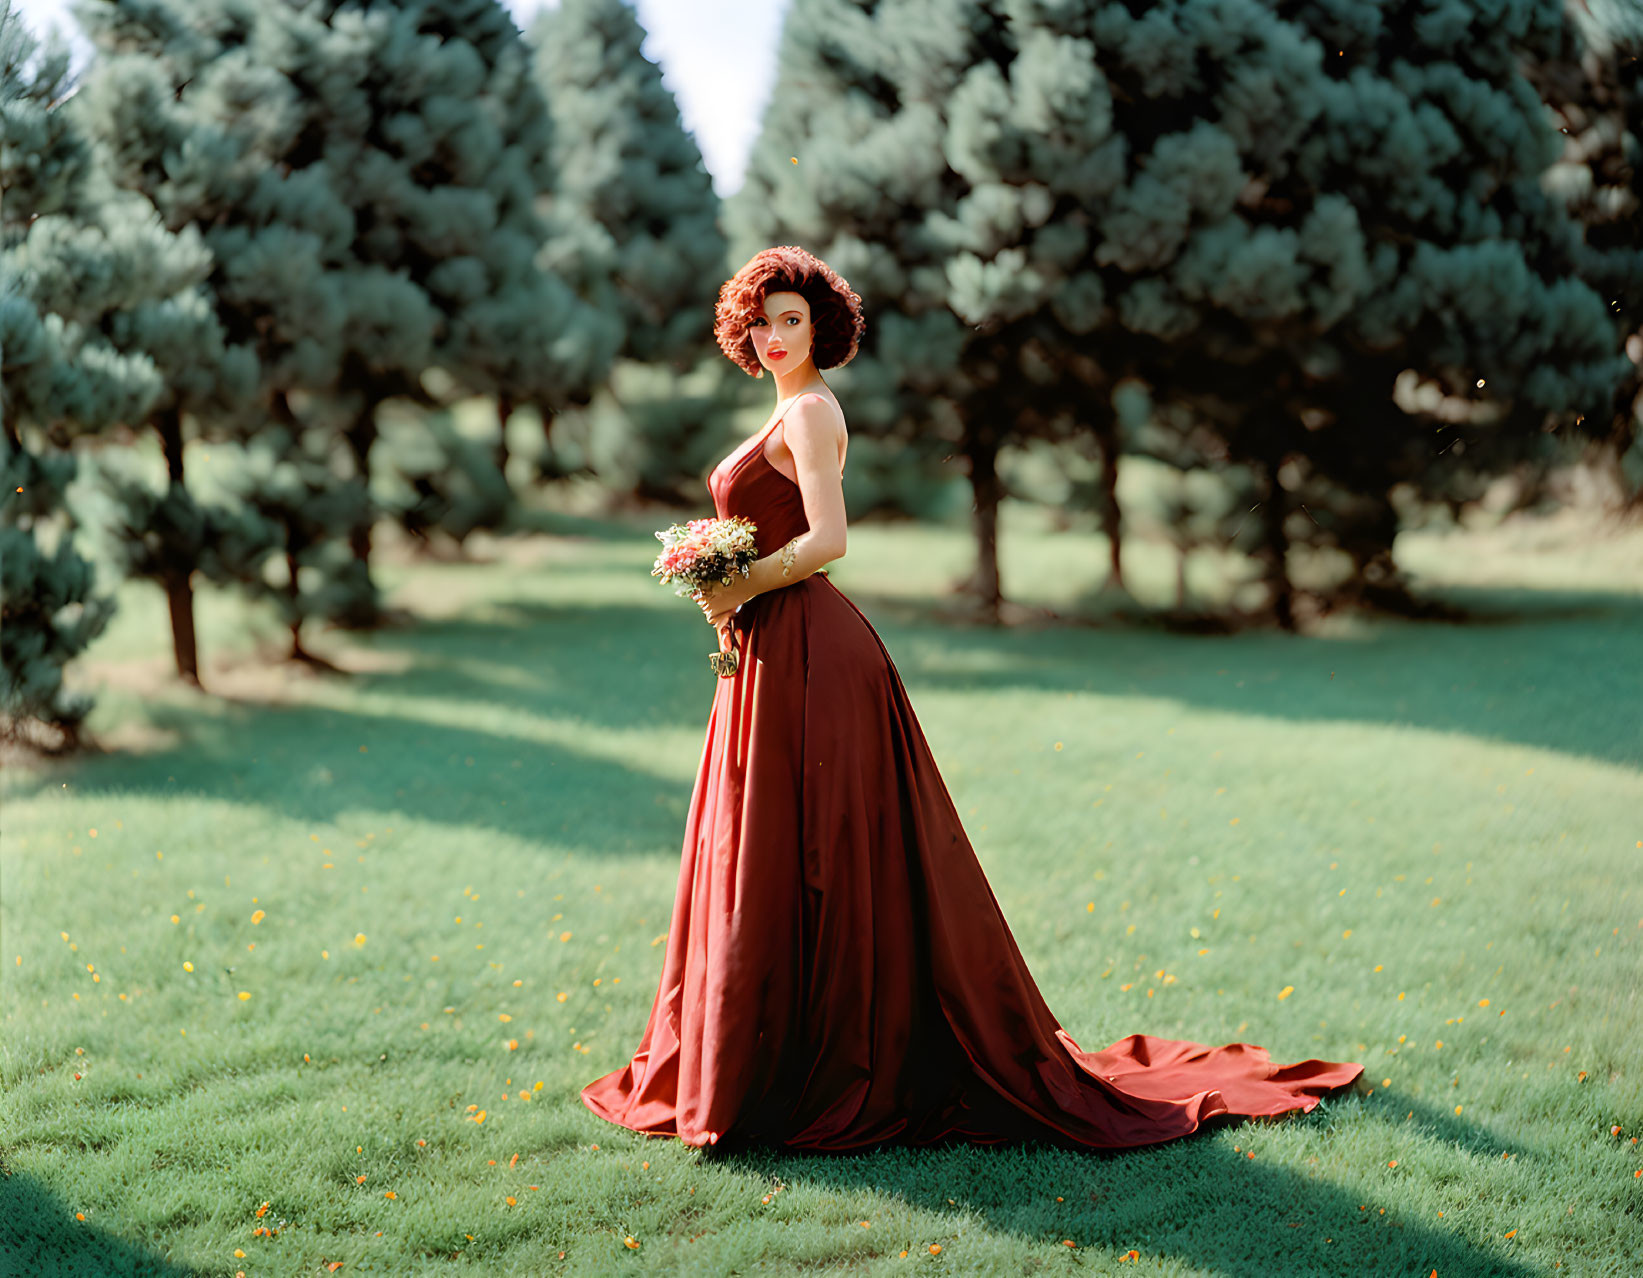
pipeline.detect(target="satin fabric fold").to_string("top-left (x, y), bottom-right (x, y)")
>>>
top-left (581, 403), bottom-right (1363, 1151)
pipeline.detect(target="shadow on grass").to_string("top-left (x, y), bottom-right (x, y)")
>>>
top-left (342, 600), bottom-right (718, 735)
top-left (1363, 1091), bottom-right (1533, 1162)
top-left (695, 1093), bottom-right (1540, 1277)
top-left (0, 1168), bottom-right (196, 1277)
top-left (5, 691), bottom-right (700, 858)
top-left (338, 558), bottom-right (1643, 775)
top-left (365, 582), bottom-right (1643, 772)
top-left (17, 579), bottom-right (1637, 846)
top-left (838, 581), bottom-right (1643, 771)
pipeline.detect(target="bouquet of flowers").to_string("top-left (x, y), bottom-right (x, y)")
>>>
top-left (653, 515), bottom-right (760, 677)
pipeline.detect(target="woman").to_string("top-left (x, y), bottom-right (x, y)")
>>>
top-left (580, 245), bottom-right (1363, 1154)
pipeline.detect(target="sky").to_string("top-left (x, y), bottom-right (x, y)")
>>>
top-left (9, 0), bottom-right (785, 198)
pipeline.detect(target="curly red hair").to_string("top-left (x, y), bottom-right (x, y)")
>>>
top-left (714, 245), bottom-right (865, 378)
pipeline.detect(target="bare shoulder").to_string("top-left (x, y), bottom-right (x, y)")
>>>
top-left (770, 393), bottom-right (847, 477)
top-left (784, 391), bottom-right (847, 442)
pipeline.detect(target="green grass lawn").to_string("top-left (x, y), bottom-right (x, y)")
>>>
top-left (3, 499), bottom-right (1640, 1276)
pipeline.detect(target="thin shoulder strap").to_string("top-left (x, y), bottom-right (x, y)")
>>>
top-left (771, 392), bottom-right (827, 433)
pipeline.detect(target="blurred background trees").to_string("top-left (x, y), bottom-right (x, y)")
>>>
top-left (3, 4), bottom-right (174, 742)
top-left (3, 0), bottom-right (1640, 749)
top-left (526, 0), bottom-right (729, 505)
top-left (727, 0), bottom-right (1640, 626)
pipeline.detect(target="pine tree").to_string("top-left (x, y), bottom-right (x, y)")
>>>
top-left (69, 222), bottom-right (262, 685)
top-left (1525, 0), bottom-right (1643, 513)
top-left (526, 0), bottom-right (727, 505)
top-left (378, 402), bottom-right (512, 552)
top-left (728, 0), bottom-right (1635, 628)
top-left (219, 395), bottom-right (378, 667)
top-left (1, 2), bottom-right (164, 745)
top-left (74, 0), bottom-right (611, 627)
top-left (4, 0), bottom-right (266, 694)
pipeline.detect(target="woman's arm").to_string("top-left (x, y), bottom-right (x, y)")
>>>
top-left (742, 395), bottom-right (847, 596)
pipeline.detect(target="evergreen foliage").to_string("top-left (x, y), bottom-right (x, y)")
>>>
top-left (73, 0), bottom-right (612, 624)
top-left (10, 0), bottom-right (261, 692)
top-left (220, 404), bottom-right (381, 665)
top-left (727, 0), bottom-right (1637, 626)
top-left (1527, 0), bottom-right (1643, 510)
top-left (526, 0), bottom-right (728, 504)
top-left (2, 3), bottom-right (167, 742)
top-left (379, 406), bottom-right (513, 550)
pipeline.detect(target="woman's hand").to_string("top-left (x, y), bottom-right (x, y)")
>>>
top-left (695, 576), bottom-right (754, 636)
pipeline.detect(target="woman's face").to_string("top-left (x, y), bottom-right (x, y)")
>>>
top-left (747, 290), bottom-right (813, 373)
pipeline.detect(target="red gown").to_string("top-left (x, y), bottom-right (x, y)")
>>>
top-left (581, 394), bottom-right (1363, 1153)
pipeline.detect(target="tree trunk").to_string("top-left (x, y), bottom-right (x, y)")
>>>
top-left (495, 393), bottom-right (514, 478)
top-left (284, 545), bottom-right (308, 663)
top-left (344, 400), bottom-right (378, 568)
top-left (1601, 379), bottom-right (1643, 514)
top-left (1089, 403), bottom-right (1127, 594)
top-left (271, 390), bottom-right (315, 659)
top-left (1339, 496), bottom-right (1409, 609)
top-left (155, 404), bottom-right (201, 687)
top-left (962, 427), bottom-right (1003, 624)
top-left (334, 398), bottom-right (388, 631)
top-left (532, 399), bottom-right (565, 483)
top-left (163, 568), bottom-right (201, 688)
top-left (1257, 448), bottom-right (1295, 633)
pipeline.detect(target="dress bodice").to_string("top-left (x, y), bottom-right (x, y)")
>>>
top-left (707, 397), bottom-right (822, 561)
